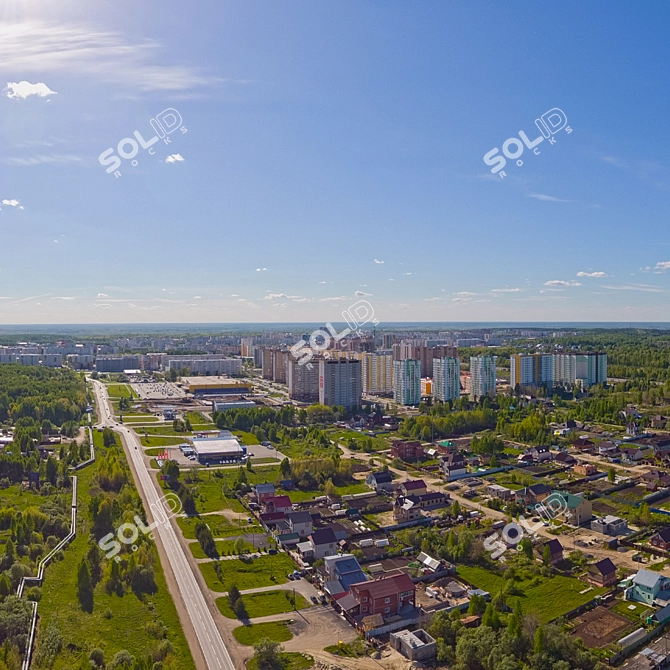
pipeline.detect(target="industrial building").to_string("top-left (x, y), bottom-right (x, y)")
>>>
top-left (212, 398), bottom-right (257, 412)
top-left (179, 377), bottom-right (252, 395)
top-left (191, 431), bottom-right (246, 463)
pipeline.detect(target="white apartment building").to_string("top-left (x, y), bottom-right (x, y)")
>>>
top-left (433, 357), bottom-right (461, 402)
top-left (393, 359), bottom-right (421, 405)
top-left (554, 353), bottom-right (607, 388)
top-left (510, 353), bottom-right (554, 389)
top-left (167, 356), bottom-right (242, 376)
top-left (470, 356), bottom-right (497, 400)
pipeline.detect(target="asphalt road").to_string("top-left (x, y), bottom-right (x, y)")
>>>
top-left (91, 380), bottom-right (233, 670)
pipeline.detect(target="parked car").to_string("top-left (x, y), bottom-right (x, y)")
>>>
top-left (287, 573), bottom-right (294, 580)
top-left (319, 594), bottom-right (326, 604)
top-left (310, 595), bottom-right (318, 604)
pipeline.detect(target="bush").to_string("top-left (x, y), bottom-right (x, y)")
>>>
top-left (109, 650), bottom-right (134, 668)
top-left (89, 647), bottom-right (106, 668)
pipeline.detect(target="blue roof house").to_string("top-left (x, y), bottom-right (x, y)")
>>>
top-left (626, 569), bottom-right (670, 605)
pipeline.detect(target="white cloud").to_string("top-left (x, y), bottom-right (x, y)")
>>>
top-left (373, 259), bottom-right (384, 264)
top-left (577, 271), bottom-right (608, 278)
top-left (318, 281), bottom-right (326, 284)
top-left (93, 303), bottom-right (112, 308)
top-left (491, 288), bottom-right (521, 293)
top-left (1, 199), bottom-right (23, 209)
top-left (3, 155), bottom-right (84, 166)
top-left (229, 294), bottom-right (239, 297)
top-left (52, 296), bottom-right (75, 300)
top-left (256, 268), bottom-right (267, 272)
top-left (97, 292), bottom-right (108, 298)
top-left (388, 278), bottom-right (395, 281)
top-left (454, 291), bottom-right (478, 296)
top-left (403, 272), bottom-right (415, 276)
top-left (165, 154), bottom-right (184, 164)
top-left (527, 193), bottom-right (572, 203)
top-left (4, 81), bottom-right (56, 99)
top-left (354, 290), bottom-right (372, 297)
top-left (263, 293), bottom-right (302, 301)
top-left (192, 295), bottom-right (201, 299)
top-left (544, 280), bottom-right (581, 287)
top-left (642, 261), bottom-right (670, 274)
top-left (319, 296), bottom-right (348, 302)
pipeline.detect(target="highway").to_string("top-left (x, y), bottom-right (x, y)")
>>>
top-left (91, 380), bottom-right (233, 670)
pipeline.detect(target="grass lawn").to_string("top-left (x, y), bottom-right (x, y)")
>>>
top-left (277, 480), bottom-right (369, 502)
top-left (611, 600), bottom-right (653, 622)
top-left (189, 538), bottom-right (257, 559)
top-left (247, 653), bottom-right (313, 670)
top-left (234, 431), bottom-right (260, 446)
top-left (142, 425), bottom-right (193, 436)
top-left (141, 435), bottom-right (190, 447)
top-left (176, 515), bottom-right (261, 539)
top-left (457, 566), bottom-right (606, 623)
top-left (106, 383), bottom-right (132, 398)
top-left (199, 554), bottom-right (294, 592)
top-left (216, 590), bottom-right (308, 618)
top-left (328, 429), bottom-right (390, 452)
top-left (233, 621), bottom-right (293, 646)
top-left (251, 457), bottom-right (281, 465)
top-left (33, 443), bottom-right (195, 669)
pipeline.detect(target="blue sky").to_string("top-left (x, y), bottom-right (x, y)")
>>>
top-left (1, 1), bottom-right (670, 324)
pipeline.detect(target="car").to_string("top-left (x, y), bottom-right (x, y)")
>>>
top-left (532, 517), bottom-right (540, 522)
top-left (247, 518), bottom-right (254, 524)
top-left (287, 573), bottom-right (294, 580)
top-left (268, 548), bottom-right (277, 555)
top-left (319, 594), bottom-right (326, 604)
top-left (310, 595), bottom-right (318, 604)
top-left (542, 522), bottom-right (549, 526)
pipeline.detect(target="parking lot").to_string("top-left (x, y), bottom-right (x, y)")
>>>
top-left (132, 381), bottom-right (186, 400)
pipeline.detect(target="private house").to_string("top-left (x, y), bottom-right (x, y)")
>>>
top-left (651, 416), bottom-right (669, 429)
top-left (394, 496), bottom-right (423, 523)
top-left (572, 437), bottom-right (594, 450)
top-left (441, 453), bottom-right (467, 480)
top-left (298, 527), bottom-right (338, 560)
top-left (641, 470), bottom-right (670, 491)
top-left (286, 511), bottom-right (313, 537)
top-left (598, 442), bottom-right (619, 458)
top-left (390, 440), bottom-right (424, 462)
top-left (650, 527), bottom-right (670, 551)
top-left (554, 452), bottom-right (577, 466)
top-left (259, 511), bottom-right (286, 531)
top-left (263, 495), bottom-right (292, 514)
top-left (621, 407), bottom-right (643, 421)
top-left (587, 558), bottom-right (618, 587)
top-left (574, 462), bottom-right (598, 477)
top-left (397, 480), bottom-right (428, 497)
top-left (416, 491), bottom-right (449, 509)
top-left (487, 484), bottom-right (514, 501)
top-left (322, 553), bottom-right (368, 596)
top-left (515, 483), bottom-right (551, 507)
top-left (321, 522), bottom-right (348, 542)
top-left (349, 573), bottom-right (416, 618)
top-left (390, 629), bottom-right (437, 662)
top-left (626, 422), bottom-right (641, 437)
top-left (535, 538), bottom-right (564, 565)
top-left (517, 453), bottom-right (535, 465)
top-left (621, 447), bottom-right (647, 462)
top-left (591, 515), bottom-right (628, 536)
top-left (626, 569), bottom-right (670, 605)
top-left (254, 483), bottom-right (275, 504)
top-left (544, 491), bottom-right (592, 526)
top-left (529, 446), bottom-right (553, 462)
top-left (366, 471), bottom-right (395, 494)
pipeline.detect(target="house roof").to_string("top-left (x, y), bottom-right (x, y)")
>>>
top-left (351, 573), bottom-right (415, 600)
top-left (417, 552), bottom-right (441, 571)
top-left (401, 479), bottom-right (427, 491)
top-left (632, 568), bottom-right (664, 589)
top-left (369, 471), bottom-right (393, 484)
top-left (420, 492), bottom-right (446, 503)
top-left (255, 483), bottom-right (275, 494)
top-left (336, 592), bottom-right (359, 611)
top-left (259, 511), bottom-right (285, 522)
top-left (286, 511), bottom-right (312, 525)
top-left (528, 483), bottom-right (551, 495)
top-left (541, 539), bottom-right (563, 555)
top-left (265, 495), bottom-right (292, 508)
top-left (310, 527), bottom-right (337, 546)
top-left (589, 558), bottom-right (616, 576)
top-left (653, 527), bottom-right (670, 543)
top-left (550, 491), bottom-right (587, 509)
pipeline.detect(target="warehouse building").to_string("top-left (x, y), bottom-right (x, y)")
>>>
top-left (191, 431), bottom-right (246, 464)
top-left (179, 376), bottom-right (252, 395)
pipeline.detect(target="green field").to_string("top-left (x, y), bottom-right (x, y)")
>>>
top-left (234, 431), bottom-right (261, 446)
top-left (141, 435), bottom-right (189, 448)
top-left (140, 425), bottom-right (192, 436)
top-left (189, 538), bottom-right (257, 559)
top-left (247, 652), bottom-right (313, 670)
top-left (457, 566), bottom-right (607, 623)
top-left (199, 554), bottom-right (294, 592)
top-left (33, 441), bottom-right (195, 669)
top-left (216, 590), bottom-right (309, 618)
top-left (233, 621), bottom-right (293, 645)
top-left (277, 480), bottom-right (369, 502)
top-left (158, 474), bottom-right (248, 514)
top-left (611, 599), bottom-right (653, 622)
top-left (329, 429), bottom-right (390, 452)
top-left (106, 384), bottom-right (133, 398)
top-left (176, 515), bottom-right (262, 539)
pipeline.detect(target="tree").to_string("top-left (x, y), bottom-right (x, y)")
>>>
top-left (246, 457), bottom-right (253, 471)
top-left (228, 583), bottom-right (241, 608)
top-left (77, 558), bottom-right (93, 612)
top-left (102, 428), bottom-right (116, 448)
top-left (542, 544), bottom-right (552, 567)
top-left (45, 456), bottom-right (58, 486)
top-left (234, 537), bottom-right (247, 556)
top-left (519, 537), bottom-right (533, 559)
top-left (608, 467), bottom-right (616, 483)
top-left (467, 593), bottom-right (486, 615)
top-left (534, 625), bottom-right (545, 654)
top-left (233, 598), bottom-right (248, 620)
top-left (252, 638), bottom-right (284, 670)
top-left (279, 458), bottom-right (291, 478)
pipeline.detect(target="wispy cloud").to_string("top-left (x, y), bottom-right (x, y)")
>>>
top-left (4, 81), bottom-right (56, 99)
top-left (373, 259), bottom-right (384, 264)
top-left (0, 22), bottom-right (222, 94)
top-left (527, 193), bottom-right (572, 203)
top-left (0, 199), bottom-right (23, 209)
top-left (544, 280), bottom-right (581, 287)
top-left (577, 271), bottom-right (608, 278)
top-left (256, 267), bottom-right (267, 272)
top-left (602, 283), bottom-right (663, 293)
top-left (491, 288), bottom-right (521, 293)
top-left (354, 290), bottom-right (372, 297)
top-left (2, 155), bottom-right (84, 166)
top-left (165, 154), bottom-right (184, 164)
top-left (641, 261), bottom-right (670, 274)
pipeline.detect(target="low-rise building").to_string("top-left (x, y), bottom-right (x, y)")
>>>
top-left (390, 440), bottom-right (424, 462)
top-left (366, 471), bottom-right (395, 493)
top-left (263, 495), bottom-right (292, 515)
top-left (441, 453), bottom-right (467, 480)
top-left (574, 462), bottom-right (598, 477)
top-left (394, 496), bottom-right (423, 523)
top-left (542, 491), bottom-right (592, 526)
top-left (286, 511), bottom-right (313, 537)
top-left (587, 558), bottom-right (618, 587)
top-left (254, 483), bottom-right (276, 503)
top-left (650, 527), bottom-right (670, 551)
top-left (397, 479), bottom-right (427, 497)
top-left (390, 629), bottom-right (436, 662)
top-left (487, 484), bottom-right (514, 501)
top-left (642, 469), bottom-right (670, 491)
top-left (591, 515), bottom-right (628, 536)
top-left (536, 538), bottom-right (564, 565)
top-left (349, 573), bottom-right (416, 617)
top-left (323, 554), bottom-right (368, 596)
top-left (515, 483), bottom-right (551, 507)
top-left (308, 527), bottom-right (338, 559)
top-left (626, 569), bottom-right (670, 605)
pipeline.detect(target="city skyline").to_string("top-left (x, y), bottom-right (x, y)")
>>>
top-left (2, 2), bottom-right (670, 323)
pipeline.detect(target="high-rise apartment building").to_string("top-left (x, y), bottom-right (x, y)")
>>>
top-left (287, 358), bottom-right (320, 402)
top-left (510, 352), bottom-right (607, 390)
top-left (392, 342), bottom-right (414, 362)
top-left (470, 356), bottom-right (497, 399)
top-left (393, 359), bottom-right (421, 406)
top-left (261, 348), bottom-right (289, 383)
top-left (433, 357), bottom-right (461, 402)
top-left (510, 353), bottom-right (554, 390)
top-left (360, 352), bottom-right (394, 395)
top-left (318, 359), bottom-right (362, 410)
top-left (241, 337), bottom-right (255, 358)
top-left (382, 333), bottom-right (395, 349)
